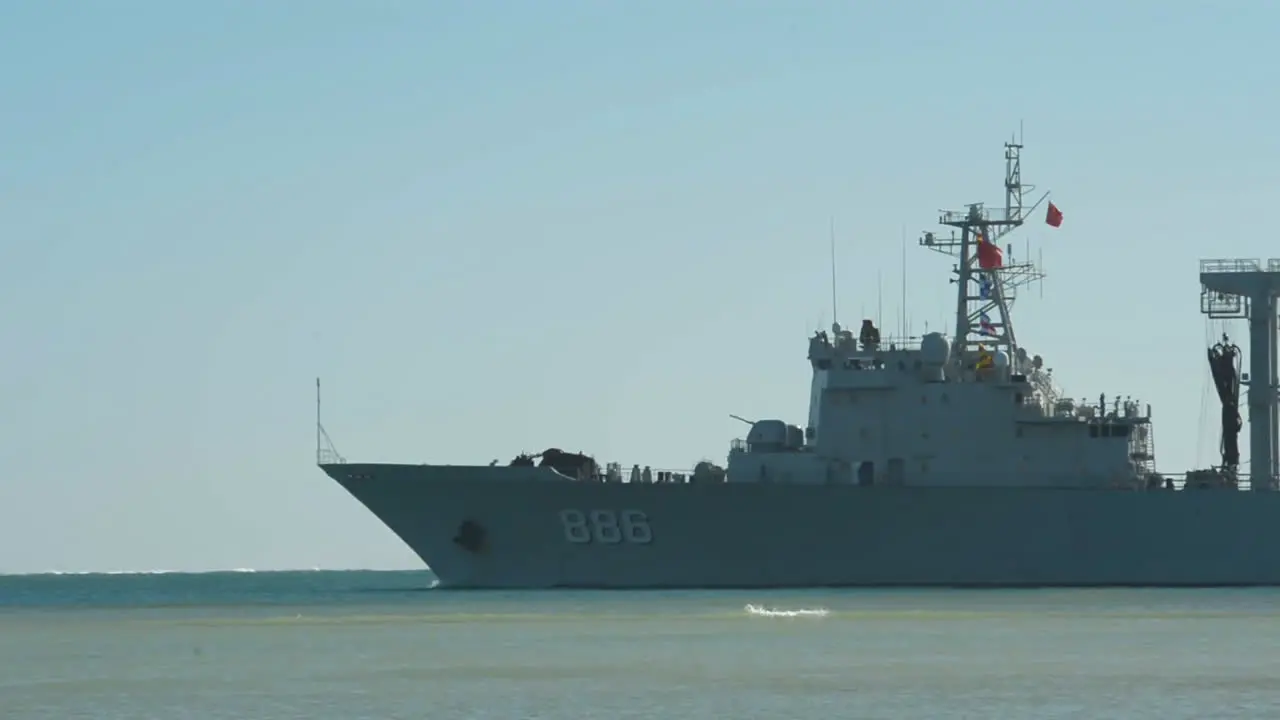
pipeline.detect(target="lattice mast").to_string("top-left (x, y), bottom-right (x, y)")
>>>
top-left (919, 136), bottom-right (1046, 366)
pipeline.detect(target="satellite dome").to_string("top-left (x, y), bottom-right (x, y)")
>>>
top-left (920, 332), bottom-right (949, 367)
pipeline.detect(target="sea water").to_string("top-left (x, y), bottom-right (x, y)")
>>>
top-left (1, 570), bottom-right (1278, 719)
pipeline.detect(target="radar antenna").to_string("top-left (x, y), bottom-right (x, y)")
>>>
top-left (917, 133), bottom-right (1050, 367)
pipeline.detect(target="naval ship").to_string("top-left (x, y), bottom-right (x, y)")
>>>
top-left (318, 139), bottom-right (1280, 588)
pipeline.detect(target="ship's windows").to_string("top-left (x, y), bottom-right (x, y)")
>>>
top-left (1089, 424), bottom-right (1099, 439)
top-left (898, 360), bottom-right (906, 371)
top-left (1014, 393), bottom-right (1024, 404)
top-left (1112, 424), bottom-right (1130, 438)
top-left (941, 393), bottom-right (950, 403)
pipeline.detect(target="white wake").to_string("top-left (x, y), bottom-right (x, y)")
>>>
top-left (744, 603), bottom-right (830, 618)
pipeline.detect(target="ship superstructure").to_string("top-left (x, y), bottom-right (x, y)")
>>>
top-left (717, 139), bottom-right (1157, 491)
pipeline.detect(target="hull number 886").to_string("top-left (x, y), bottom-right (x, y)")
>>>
top-left (558, 509), bottom-right (653, 545)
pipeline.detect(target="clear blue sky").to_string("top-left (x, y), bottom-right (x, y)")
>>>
top-left (3, 1), bottom-right (1278, 573)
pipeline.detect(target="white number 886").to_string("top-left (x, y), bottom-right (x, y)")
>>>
top-left (559, 509), bottom-right (652, 545)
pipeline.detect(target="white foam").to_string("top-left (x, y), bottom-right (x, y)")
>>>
top-left (744, 603), bottom-right (830, 618)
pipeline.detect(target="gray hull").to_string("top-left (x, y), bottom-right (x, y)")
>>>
top-left (322, 463), bottom-right (1280, 589)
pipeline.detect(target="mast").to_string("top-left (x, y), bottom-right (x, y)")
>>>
top-left (829, 217), bottom-right (839, 329)
top-left (918, 135), bottom-right (1046, 368)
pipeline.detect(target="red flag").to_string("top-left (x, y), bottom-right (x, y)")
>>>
top-left (1045, 201), bottom-right (1063, 228)
top-left (976, 233), bottom-right (1002, 269)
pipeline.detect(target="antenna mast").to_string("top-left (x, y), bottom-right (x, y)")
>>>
top-left (829, 217), bottom-right (839, 329)
top-left (877, 271), bottom-right (883, 336)
top-left (917, 134), bottom-right (1047, 366)
top-left (901, 226), bottom-right (908, 340)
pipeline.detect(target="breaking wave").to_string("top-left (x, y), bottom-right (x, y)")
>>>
top-left (744, 603), bottom-right (830, 618)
